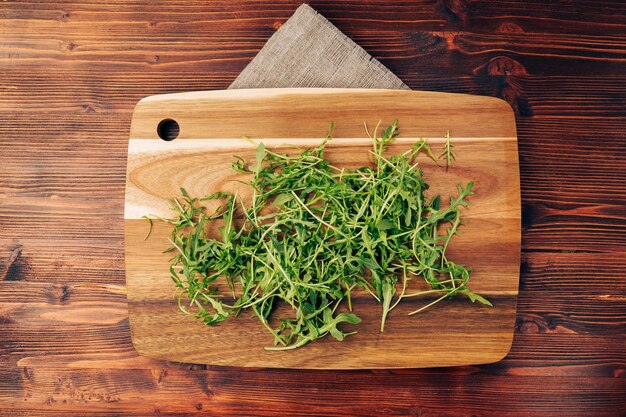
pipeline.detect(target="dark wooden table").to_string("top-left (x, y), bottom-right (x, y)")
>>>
top-left (1, 1), bottom-right (625, 416)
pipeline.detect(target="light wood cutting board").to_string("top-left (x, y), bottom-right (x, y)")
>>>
top-left (125, 88), bottom-right (520, 369)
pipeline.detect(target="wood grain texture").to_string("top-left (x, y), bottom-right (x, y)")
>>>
top-left (2, 0), bottom-right (626, 415)
top-left (1, 367), bottom-right (625, 416)
top-left (124, 89), bottom-right (520, 368)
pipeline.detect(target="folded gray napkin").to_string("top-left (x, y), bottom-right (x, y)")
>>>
top-left (229, 4), bottom-right (408, 90)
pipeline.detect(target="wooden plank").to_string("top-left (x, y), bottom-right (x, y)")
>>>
top-left (0, 367), bottom-right (624, 416)
top-left (123, 88), bottom-right (520, 368)
top-left (1, 279), bottom-right (624, 376)
top-left (3, 1), bottom-right (626, 77)
top-left (2, 70), bottom-right (626, 116)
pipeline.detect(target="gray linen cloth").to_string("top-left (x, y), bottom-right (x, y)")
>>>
top-left (229, 4), bottom-right (408, 90)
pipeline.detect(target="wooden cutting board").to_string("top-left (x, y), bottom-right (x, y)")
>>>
top-left (125, 88), bottom-right (520, 369)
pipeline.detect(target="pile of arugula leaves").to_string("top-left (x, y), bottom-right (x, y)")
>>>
top-left (151, 120), bottom-right (491, 350)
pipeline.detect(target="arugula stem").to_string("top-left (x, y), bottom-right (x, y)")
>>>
top-left (408, 290), bottom-right (456, 316)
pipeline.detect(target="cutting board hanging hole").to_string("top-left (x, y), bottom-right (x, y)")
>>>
top-left (157, 119), bottom-right (179, 141)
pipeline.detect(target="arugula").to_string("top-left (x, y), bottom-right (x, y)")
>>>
top-left (439, 130), bottom-right (455, 169)
top-left (151, 120), bottom-right (489, 350)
